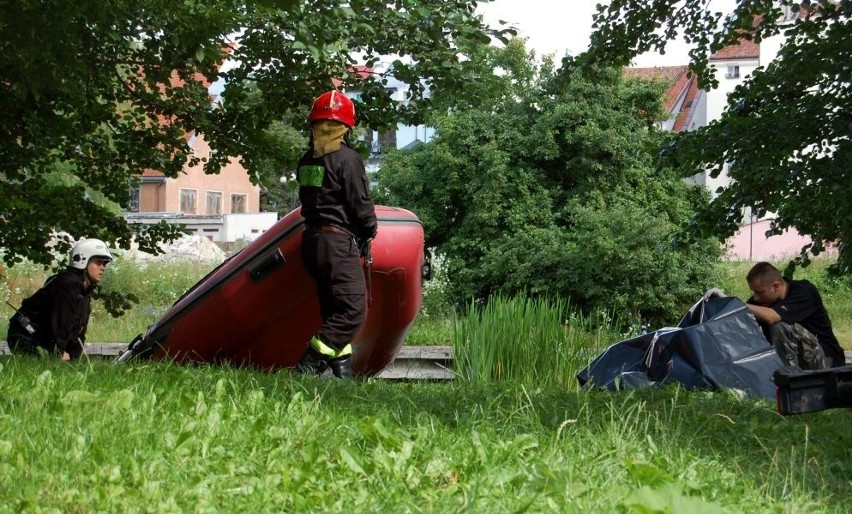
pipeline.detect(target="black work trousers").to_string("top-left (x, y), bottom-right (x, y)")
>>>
top-left (301, 229), bottom-right (367, 351)
top-left (6, 315), bottom-right (52, 356)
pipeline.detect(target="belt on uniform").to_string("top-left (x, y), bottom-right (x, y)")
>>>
top-left (306, 224), bottom-right (353, 236)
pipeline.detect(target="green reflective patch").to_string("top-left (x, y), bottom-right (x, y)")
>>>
top-left (309, 336), bottom-right (336, 356)
top-left (299, 165), bottom-right (325, 188)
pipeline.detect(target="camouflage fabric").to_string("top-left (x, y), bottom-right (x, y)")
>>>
top-left (767, 322), bottom-right (828, 370)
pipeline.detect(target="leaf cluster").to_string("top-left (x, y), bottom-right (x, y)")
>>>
top-left (587, 0), bottom-right (852, 274)
top-left (377, 44), bottom-right (721, 325)
top-left (0, 1), bottom-right (510, 254)
top-left (0, 0), bottom-right (511, 313)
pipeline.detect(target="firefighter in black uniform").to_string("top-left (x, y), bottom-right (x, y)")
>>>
top-left (294, 90), bottom-right (377, 378)
top-left (6, 238), bottom-right (112, 361)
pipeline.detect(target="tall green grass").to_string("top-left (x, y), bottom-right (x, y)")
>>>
top-left (452, 295), bottom-right (622, 387)
top-left (88, 258), bottom-right (217, 342)
top-left (0, 357), bottom-right (848, 512)
top-left (3, 257), bottom-right (850, 351)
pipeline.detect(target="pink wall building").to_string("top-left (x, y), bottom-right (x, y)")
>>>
top-left (725, 218), bottom-right (832, 262)
top-left (135, 134), bottom-right (260, 216)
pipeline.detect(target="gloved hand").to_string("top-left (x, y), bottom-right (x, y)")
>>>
top-left (359, 238), bottom-right (372, 259)
top-left (702, 287), bottom-right (726, 300)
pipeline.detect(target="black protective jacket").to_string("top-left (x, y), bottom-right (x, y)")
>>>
top-left (297, 144), bottom-right (377, 241)
top-left (16, 268), bottom-right (93, 358)
top-left (748, 279), bottom-right (845, 367)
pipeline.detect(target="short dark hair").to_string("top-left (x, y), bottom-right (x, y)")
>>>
top-left (746, 262), bottom-right (783, 285)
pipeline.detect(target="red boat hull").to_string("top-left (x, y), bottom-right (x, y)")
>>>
top-left (125, 206), bottom-right (424, 376)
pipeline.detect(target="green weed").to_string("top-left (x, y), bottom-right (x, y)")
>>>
top-left (452, 295), bottom-right (621, 387)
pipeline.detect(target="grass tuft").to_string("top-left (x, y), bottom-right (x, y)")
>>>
top-left (452, 295), bottom-right (624, 387)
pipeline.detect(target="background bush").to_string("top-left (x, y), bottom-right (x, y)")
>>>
top-left (377, 43), bottom-right (722, 326)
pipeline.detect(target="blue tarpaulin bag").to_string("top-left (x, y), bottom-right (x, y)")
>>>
top-left (577, 291), bottom-right (785, 400)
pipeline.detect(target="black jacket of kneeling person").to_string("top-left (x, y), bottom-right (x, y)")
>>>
top-left (6, 238), bottom-right (112, 360)
top-left (8, 269), bottom-right (93, 359)
top-left (746, 262), bottom-right (845, 368)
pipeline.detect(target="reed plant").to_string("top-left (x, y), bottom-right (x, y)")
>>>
top-left (452, 295), bottom-right (623, 387)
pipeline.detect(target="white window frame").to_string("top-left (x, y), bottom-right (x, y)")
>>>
top-left (206, 190), bottom-right (223, 215)
top-left (725, 65), bottom-right (740, 79)
top-left (128, 187), bottom-right (140, 213)
top-left (179, 188), bottom-right (198, 214)
top-left (230, 193), bottom-right (248, 214)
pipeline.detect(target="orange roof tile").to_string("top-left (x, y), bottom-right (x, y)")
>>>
top-left (623, 65), bottom-right (690, 112)
top-left (672, 76), bottom-right (700, 132)
top-left (710, 39), bottom-right (760, 60)
top-left (623, 65), bottom-right (702, 133)
top-left (332, 65), bottom-right (375, 88)
top-left (711, 14), bottom-right (762, 60)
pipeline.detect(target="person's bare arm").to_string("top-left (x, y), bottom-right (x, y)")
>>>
top-left (746, 303), bottom-right (782, 325)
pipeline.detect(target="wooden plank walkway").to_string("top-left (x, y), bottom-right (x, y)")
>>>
top-left (0, 342), bottom-right (455, 380)
top-left (1, 342), bottom-right (848, 380)
top-left (374, 345), bottom-right (454, 380)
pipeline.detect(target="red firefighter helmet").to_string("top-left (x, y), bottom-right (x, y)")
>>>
top-left (307, 90), bottom-right (356, 128)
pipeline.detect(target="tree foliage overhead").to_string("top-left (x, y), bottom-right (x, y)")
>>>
top-left (0, 0), bottom-right (512, 268)
top-left (376, 41), bottom-right (721, 325)
top-left (586, 0), bottom-right (852, 274)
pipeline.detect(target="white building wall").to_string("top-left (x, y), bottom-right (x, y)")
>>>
top-left (223, 212), bottom-right (279, 242)
top-left (701, 58), bottom-right (758, 195)
top-left (126, 212), bottom-right (278, 243)
top-left (706, 59), bottom-right (757, 123)
top-left (705, 26), bottom-right (812, 260)
top-left (703, 29), bottom-right (787, 194)
top-left (395, 124), bottom-right (434, 149)
top-left (760, 33), bottom-right (786, 69)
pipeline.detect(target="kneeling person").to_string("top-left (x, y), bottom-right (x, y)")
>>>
top-left (746, 262), bottom-right (845, 369)
top-left (7, 238), bottom-right (112, 361)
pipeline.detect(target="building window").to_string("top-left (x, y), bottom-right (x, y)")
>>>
top-left (378, 130), bottom-right (397, 153)
top-left (231, 194), bottom-right (247, 214)
top-left (206, 191), bottom-right (222, 215)
top-left (726, 65), bottom-right (740, 79)
top-left (180, 189), bottom-right (197, 214)
top-left (128, 187), bottom-right (140, 213)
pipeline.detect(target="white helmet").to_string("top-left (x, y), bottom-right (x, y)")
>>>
top-left (69, 238), bottom-right (113, 270)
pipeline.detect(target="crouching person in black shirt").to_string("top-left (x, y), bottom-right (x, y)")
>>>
top-left (746, 262), bottom-right (845, 370)
top-left (7, 238), bottom-right (112, 361)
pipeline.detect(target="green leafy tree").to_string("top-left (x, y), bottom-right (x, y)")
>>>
top-left (377, 41), bottom-right (721, 325)
top-left (0, 0), bottom-right (512, 269)
top-left (586, 0), bottom-right (852, 274)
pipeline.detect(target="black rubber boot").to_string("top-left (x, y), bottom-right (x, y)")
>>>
top-left (294, 346), bottom-right (329, 375)
top-left (329, 356), bottom-right (353, 379)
